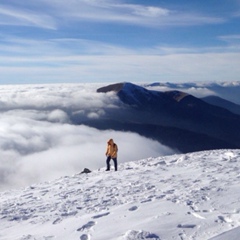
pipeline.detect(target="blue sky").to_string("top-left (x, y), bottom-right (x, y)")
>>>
top-left (0, 0), bottom-right (240, 84)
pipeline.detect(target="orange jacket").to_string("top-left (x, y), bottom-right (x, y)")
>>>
top-left (106, 139), bottom-right (118, 158)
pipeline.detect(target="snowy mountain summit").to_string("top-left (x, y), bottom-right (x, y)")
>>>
top-left (1, 149), bottom-right (240, 240)
top-left (96, 82), bottom-right (240, 153)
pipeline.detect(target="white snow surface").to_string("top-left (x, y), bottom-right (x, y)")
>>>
top-left (1, 149), bottom-right (240, 240)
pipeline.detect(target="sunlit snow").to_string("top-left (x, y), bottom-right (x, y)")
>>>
top-left (1, 149), bottom-right (240, 240)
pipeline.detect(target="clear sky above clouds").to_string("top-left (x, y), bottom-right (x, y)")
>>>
top-left (0, 0), bottom-right (240, 84)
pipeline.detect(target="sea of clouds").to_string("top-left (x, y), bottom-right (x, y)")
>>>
top-left (0, 83), bottom-right (175, 190)
top-left (0, 81), bottom-right (239, 190)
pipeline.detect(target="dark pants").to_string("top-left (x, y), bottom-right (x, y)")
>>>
top-left (106, 156), bottom-right (117, 171)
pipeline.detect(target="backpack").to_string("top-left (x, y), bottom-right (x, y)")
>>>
top-left (113, 143), bottom-right (118, 152)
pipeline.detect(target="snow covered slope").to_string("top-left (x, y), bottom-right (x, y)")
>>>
top-left (1, 149), bottom-right (240, 240)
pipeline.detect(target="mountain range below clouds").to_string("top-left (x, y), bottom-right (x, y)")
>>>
top-left (0, 81), bottom-right (239, 190)
top-left (86, 82), bottom-right (240, 153)
top-left (201, 96), bottom-right (240, 116)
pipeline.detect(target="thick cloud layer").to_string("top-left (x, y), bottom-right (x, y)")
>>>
top-left (0, 83), bottom-right (175, 190)
top-left (0, 121), bottom-right (172, 190)
top-left (1, 81), bottom-right (238, 190)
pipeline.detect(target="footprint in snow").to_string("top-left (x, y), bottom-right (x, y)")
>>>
top-left (80, 234), bottom-right (90, 240)
top-left (77, 221), bottom-right (96, 231)
top-left (124, 230), bottom-right (160, 240)
top-left (128, 206), bottom-right (138, 211)
top-left (217, 215), bottom-right (232, 223)
top-left (20, 235), bottom-right (33, 240)
top-left (177, 224), bottom-right (196, 229)
top-left (52, 218), bottom-right (62, 225)
top-left (92, 212), bottom-right (110, 219)
top-left (140, 199), bottom-right (152, 204)
top-left (179, 232), bottom-right (187, 240)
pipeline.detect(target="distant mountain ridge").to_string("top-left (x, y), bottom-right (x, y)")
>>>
top-left (145, 81), bottom-right (240, 105)
top-left (95, 82), bottom-right (240, 153)
top-left (202, 95), bottom-right (240, 115)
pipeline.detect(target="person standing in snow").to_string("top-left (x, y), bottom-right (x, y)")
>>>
top-left (105, 139), bottom-right (118, 171)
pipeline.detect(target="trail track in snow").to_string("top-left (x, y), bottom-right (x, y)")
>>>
top-left (1, 149), bottom-right (240, 240)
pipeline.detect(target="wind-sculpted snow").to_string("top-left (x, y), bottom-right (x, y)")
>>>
top-left (0, 149), bottom-right (240, 239)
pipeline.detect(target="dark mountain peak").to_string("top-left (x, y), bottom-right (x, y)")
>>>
top-left (96, 82), bottom-right (147, 94)
top-left (118, 82), bottom-right (158, 107)
top-left (97, 82), bottom-right (125, 93)
top-left (93, 82), bottom-right (240, 152)
top-left (97, 82), bottom-right (192, 107)
top-left (96, 82), bottom-right (239, 118)
top-left (97, 82), bottom-right (162, 106)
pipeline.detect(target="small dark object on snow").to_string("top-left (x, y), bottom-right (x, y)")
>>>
top-left (81, 168), bottom-right (91, 174)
